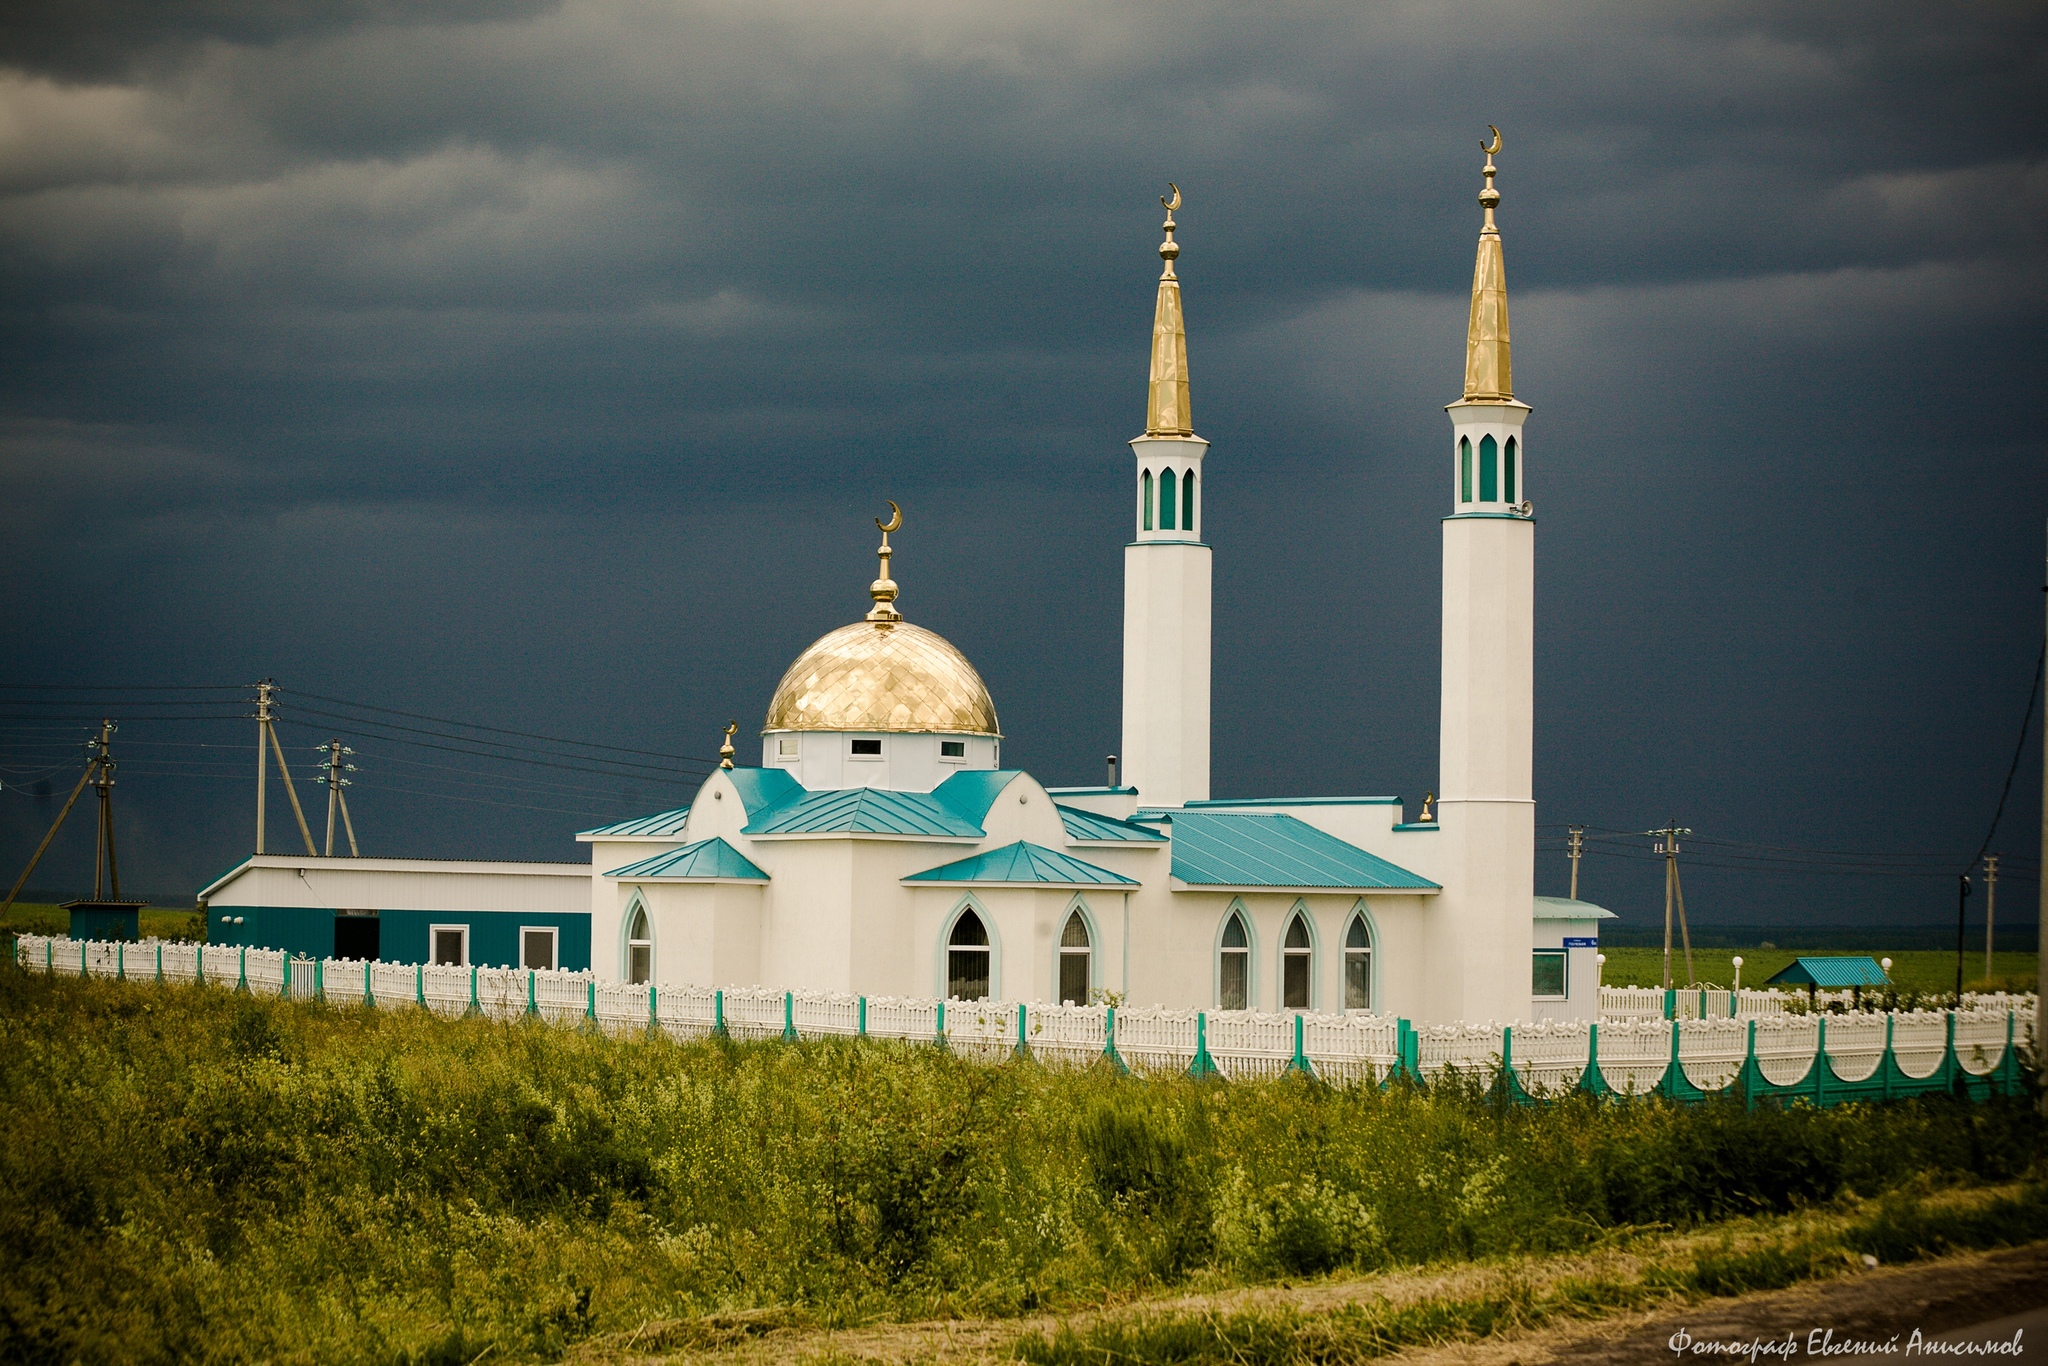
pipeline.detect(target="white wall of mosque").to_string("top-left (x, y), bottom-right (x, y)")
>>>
top-left (759, 730), bottom-right (1000, 793)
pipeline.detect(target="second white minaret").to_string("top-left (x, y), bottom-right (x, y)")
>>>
top-left (1121, 187), bottom-right (1211, 809)
top-left (1423, 132), bottom-right (1536, 1024)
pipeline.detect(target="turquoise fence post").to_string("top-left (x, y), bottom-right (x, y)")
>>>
top-left (1698, 988), bottom-right (1706, 1020)
top-left (1881, 1014), bottom-right (1894, 1101)
top-left (197, 943), bottom-right (205, 986)
top-left (1664, 988), bottom-right (1676, 1021)
top-left (280, 953), bottom-right (290, 1001)
top-left (1103, 1005), bottom-right (1127, 1073)
top-left (46, 939), bottom-right (53, 975)
top-left (81, 941), bottom-right (88, 978)
top-left (415, 962), bottom-right (425, 1008)
top-left (1188, 1011), bottom-right (1220, 1080)
top-left (1815, 1015), bottom-right (1827, 1107)
top-left (365, 961), bottom-right (374, 1009)
top-left (527, 968), bottom-right (538, 1019)
top-left (781, 990), bottom-right (797, 1042)
top-left (155, 943), bottom-right (163, 982)
top-left (1500, 1024), bottom-right (1515, 1102)
top-left (1015, 1002), bottom-right (1028, 1059)
top-left (1944, 1010), bottom-right (1958, 1093)
top-left (713, 989), bottom-right (728, 1039)
top-left (116, 943), bottom-right (124, 981)
top-left (936, 1000), bottom-right (947, 1050)
top-left (647, 984), bottom-right (658, 1036)
top-left (1744, 1018), bottom-right (1758, 1110)
top-left (1288, 1012), bottom-right (1313, 1077)
top-left (237, 946), bottom-right (248, 992)
top-left (1659, 1019), bottom-right (1681, 1098)
top-left (316, 957), bottom-right (325, 1004)
top-left (858, 995), bottom-right (867, 1037)
top-left (465, 964), bottom-right (479, 1017)
top-left (585, 979), bottom-right (596, 1027)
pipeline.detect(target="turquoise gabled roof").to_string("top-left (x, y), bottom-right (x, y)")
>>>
top-left (727, 767), bottom-right (804, 821)
top-left (1163, 812), bottom-right (1439, 891)
top-left (605, 837), bottom-right (769, 882)
top-left (904, 841), bottom-right (1137, 886)
top-left (580, 806), bottom-right (693, 838)
top-left (744, 786), bottom-right (984, 837)
top-left (1057, 804), bottom-right (1167, 843)
top-left (929, 770), bottom-right (1024, 826)
top-left (1765, 956), bottom-right (1890, 988)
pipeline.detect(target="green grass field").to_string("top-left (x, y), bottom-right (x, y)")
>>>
top-left (0, 900), bottom-right (205, 943)
top-left (1598, 945), bottom-right (2036, 995)
top-left (0, 966), bottom-right (2041, 1364)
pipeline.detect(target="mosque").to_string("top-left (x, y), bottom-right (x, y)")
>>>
top-left (200, 140), bottom-right (1612, 1025)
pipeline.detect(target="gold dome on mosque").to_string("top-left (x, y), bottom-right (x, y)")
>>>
top-left (762, 618), bottom-right (1000, 736)
top-left (761, 503), bottom-right (1001, 737)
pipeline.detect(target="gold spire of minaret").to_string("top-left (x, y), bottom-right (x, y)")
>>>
top-left (1462, 126), bottom-right (1513, 403)
top-left (1145, 183), bottom-right (1193, 437)
top-left (866, 500), bottom-right (903, 624)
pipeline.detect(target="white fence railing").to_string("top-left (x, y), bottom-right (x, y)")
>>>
top-left (11, 935), bottom-right (2035, 1099)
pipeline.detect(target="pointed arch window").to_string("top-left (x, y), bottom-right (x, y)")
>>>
top-left (1460, 437), bottom-right (1473, 503)
top-left (947, 909), bottom-right (991, 1001)
top-left (1219, 911), bottom-right (1250, 1010)
top-left (1160, 467), bottom-right (1177, 531)
top-left (626, 904), bottom-right (652, 984)
top-left (1183, 471), bottom-right (1196, 535)
top-left (1141, 470), bottom-right (1153, 531)
top-left (1344, 915), bottom-right (1372, 1011)
top-left (1059, 910), bottom-right (1091, 1005)
top-left (1282, 912), bottom-right (1312, 1009)
top-left (1479, 435), bottom-right (1499, 502)
top-left (1504, 436), bottom-right (1518, 504)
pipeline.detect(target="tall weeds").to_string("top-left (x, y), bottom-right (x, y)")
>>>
top-left (0, 969), bottom-right (2038, 1364)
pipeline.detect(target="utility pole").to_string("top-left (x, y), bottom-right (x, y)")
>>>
top-left (317, 739), bottom-right (360, 857)
top-left (1, 723), bottom-right (111, 916)
top-left (1984, 853), bottom-right (1999, 984)
top-left (89, 720), bottom-right (119, 900)
top-left (1567, 826), bottom-right (1585, 900)
top-left (252, 678), bottom-right (317, 856)
top-left (1955, 870), bottom-right (1972, 1007)
top-left (1648, 822), bottom-right (1695, 989)
top-left (2040, 520), bottom-right (2047, 1095)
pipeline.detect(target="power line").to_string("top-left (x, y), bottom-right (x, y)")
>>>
top-left (283, 687), bottom-right (719, 766)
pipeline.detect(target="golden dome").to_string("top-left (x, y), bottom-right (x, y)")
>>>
top-left (763, 619), bottom-right (1001, 736)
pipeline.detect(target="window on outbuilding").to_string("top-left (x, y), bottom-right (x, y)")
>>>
top-left (1344, 915), bottom-right (1372, 1011)
top-left (1479, 434), bottom-right (1499, 502)
top-left (432, 925), bottom-right (467, 967)
top-left (1532, 950), bottom-right (1567, 999)
top-left (1282, 913), bottom-right (1312, 1009)
top-left (627, 905), bottom-right (652, 984)
top-left (1219, 912), bottom-right (1250, 1010)
top-left (1059, 910), bottom-right (1091, 1005)
top-left (948, 909), bottom-right (991, 1001)
top-left (521, 927), bottom-right (557, 972)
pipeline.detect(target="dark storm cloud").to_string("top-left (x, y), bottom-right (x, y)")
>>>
top-left (3, 0), bottom-right (2044, 928)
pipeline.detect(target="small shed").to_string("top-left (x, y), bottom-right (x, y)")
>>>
top-left (1765, 955), bottom-right (1889, 1004)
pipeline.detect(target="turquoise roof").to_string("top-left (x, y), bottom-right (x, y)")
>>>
top-left (1765, 956), bottom-right (1891, 988)
top-left (727, 767), bottom-right (804, 821)
top-left (904, 841), bottom-right (1137, 887)
top-left (605, 837), bottom-right (769, 882)
top-left (580, 806), bottom-right (693, 838)
top-left (1058, 804), bottom-right (1167, 843)
top-left (744, 786), bottom-right (984, 838)
top-left (928, 770), bottom-right (1024, 826)
top-left (1533, 895), bottom-right (1617, 920)
top-left (1181, 796), bottom-right (1404, 808)
top-left (1163, 812), bottom-right (1439, 891)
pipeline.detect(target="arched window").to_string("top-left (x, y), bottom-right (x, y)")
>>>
top-left (947, 909), bottom-right (991, 1001)
top-left (1504, 436), bottom-right (1518, 504)
top-left (1479, 434), bottom-right (1499, 502)
top-left (1183, 472), bottom-right (1197, 534)
top-left (626, 904), bottom-right (652, 984)
top-left (1058, 910), bottom-right (1091, 1005)
top-left (1282, 912), bottom-right (1312, 1009)
top-left (1344, 915), bottom-right (1372, 1011)
top-left (1459, 437), bottom-right (1472, 503)
top-left (1141, 470), bottom-right (1153, 531)
top-left (1219, 911), bottom-right (1250, 1010)
top-left (1160, 467), bottom-right (1177, 531)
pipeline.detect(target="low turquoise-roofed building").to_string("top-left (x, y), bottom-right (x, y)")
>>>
top-left (1766, 956), bottom-right (1891, 989)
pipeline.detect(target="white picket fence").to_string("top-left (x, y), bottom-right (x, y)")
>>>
top-left (1597, 984), bottom-right (2024, 1021)
top-left (12, 935), bottom-right (2035, 1095)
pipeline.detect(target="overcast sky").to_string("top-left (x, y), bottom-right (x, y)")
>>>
top-left (4, 0), bottom-right (2044, 935)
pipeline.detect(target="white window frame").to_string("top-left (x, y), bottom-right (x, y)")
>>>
top-left (429, 923), bottom-right (470, 968)
top-left (776, 735), bottom-right (800, 759)
top-left (848, 735), bottom-right (885, 760)
top-left (1342, 903), bottom-right (1376, 1013)
top-left (938, 738), bottom-right (968, 762)
top-left (935, 896), bottom-right (1000, 1001)
top-left (623, 894), bottom-right (653, 984)
top-left (1279, 905), bottom-right (1316, 1011)
top-left (1533, 949), bottom-right (1569, 1000)
top-left (519, 925), bottom-right (559, 972)
top-left (1214, 901), bottom-right (1256, 1011)
top-left (1055, 898), bottom-right (1095, 1005)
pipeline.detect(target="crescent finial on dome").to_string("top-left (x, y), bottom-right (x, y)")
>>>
top-left (867, 500), bottom-right (902, 624)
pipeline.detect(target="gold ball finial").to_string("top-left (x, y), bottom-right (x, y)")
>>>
top-left (866, 500), bottom-right (902, 624)
top-left (718, 720), bottom-right (736, 769)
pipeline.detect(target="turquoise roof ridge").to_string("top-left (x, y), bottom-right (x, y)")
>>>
top-left (579, 806), bottom-right (693, 838)
top-left (745, 786), bottom-right (983, 837)
top-left (904, 840), bottom-right (1137, 887)
top-left (604, 837), bottom-right (769, 882)
top-left (1162, 811), bottom-right (1438, 890)
top-left (1057, 804), bottom-right (1167, 843)
top-left (1765, 956), bottom-right (1891, 988)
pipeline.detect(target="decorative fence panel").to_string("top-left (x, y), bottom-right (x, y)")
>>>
top-left (10, 935), bottom-right (2031, 1108)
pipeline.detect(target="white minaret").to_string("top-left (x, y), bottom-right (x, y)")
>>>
top-left (1425, 130), bottom-right (1535, 1023)
top-left (1121, 186), bottom-right (1211, 809)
